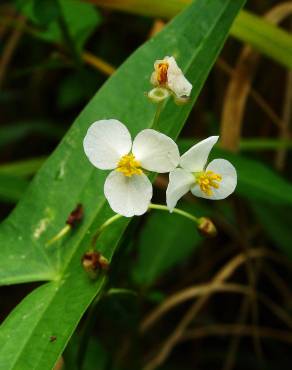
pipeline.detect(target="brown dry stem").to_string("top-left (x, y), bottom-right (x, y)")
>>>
top-left (220, 2), bottom-right (292, 152)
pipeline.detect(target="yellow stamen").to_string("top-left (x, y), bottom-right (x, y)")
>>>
top-left (116, 153), bottom-right (143, 177)
top-left (196, 171), bottom-right (222, 196)
top-left (157, 62), bottom-right (169, 85)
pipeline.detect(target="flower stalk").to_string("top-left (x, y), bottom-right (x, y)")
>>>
top-left (46, 224), bottom-right (71, 247)
top-left (148, 203), bottom-right (199, 223)
top-left (151, 100), bottom-right (164, 130)
top-left (90, 203), bottom-right (206, 249)
top-left (91, 213), bottom-right (122, 247)
top-left (46, 203), bottom-right (84, 246)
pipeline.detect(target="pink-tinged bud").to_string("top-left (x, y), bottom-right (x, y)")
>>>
top-left (197, 217), bottom-right (217, 238)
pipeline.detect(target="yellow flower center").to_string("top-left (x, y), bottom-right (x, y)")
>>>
top-left (157, 62), bottom-right (169, 85)
top-left (116, 153), bottom-right (143, 177)
top-left (196, 170), bottom-right (222, 196)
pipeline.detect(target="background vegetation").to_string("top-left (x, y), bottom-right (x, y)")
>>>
top-left (0, 0), bottom-right (292, 369)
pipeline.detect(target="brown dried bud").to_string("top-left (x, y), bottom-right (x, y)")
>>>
top-left (197, 217), bottom-right (217, 238)
top-left (81, 251), bottom-right (109, 278)
top-left (66, 203), bottom-right (83, 227)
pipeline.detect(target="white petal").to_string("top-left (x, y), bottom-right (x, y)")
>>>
top-left (166, 168), bottom-right (194, 212)
top-left (180, 136), bottom-right (219, 172)
top-left (191, 159), bottom-right (237, 200)
top-left (104, 171), bottom-right (152, 217)
top-left (166, 56), bottom-right (192, 98)
top-left (132, 129), bottom-right (180, 173)
top-left (83, 119), bottom-right (132, 170)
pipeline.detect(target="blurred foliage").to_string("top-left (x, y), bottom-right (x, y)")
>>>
top-left (15, 0), bottom-right (102, 51)
top-left (1, 0), bottom-right (292, 370)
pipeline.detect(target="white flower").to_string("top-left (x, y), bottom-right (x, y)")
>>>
top-left (166, 136), bottom-right (237, 211)
top-left (83, 119), bottom-right (180, 217)
top-left (150, 56), bottom-right (192, 98)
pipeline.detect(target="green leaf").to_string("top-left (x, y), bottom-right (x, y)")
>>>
top-left (231, 10), bottom-right (292, 70)
top-left (0, 1), bottom-right (245, 369)
top-left (93, 0), bottom-right (292, 69)
top-left (32, 0), bottom-right (60, 26)
top-left (132, 203), bottom-right (204, 286)
top-left (239, 138), bottom-right (292, 151)
top-left (57, 70), bottom-right (99, 110)
top-left (179, 139), bottom-right (292, 206)
top-left (0, 174), bottom-right (29, 203)
top-left (0, 157), bottom-right (46, 178)
top-left (64, 335), bottom-right (108, 370)
top-left (16, 0), bottom-right (101, 51)
top-left (252, 203), bottom-right (292, 259)
top-left (0, 121), bottom-right (63, 149)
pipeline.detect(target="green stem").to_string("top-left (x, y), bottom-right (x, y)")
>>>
top-left (148, 203), bottom-right (199, 223)
top-left (91, 213), bottom-right (123, 247)
top-left (46, 224), bottom-right (71, 247)
top-left (151, 101), bottom-right (164, 130)
top-left (91, 203), bottom-right (199, 248)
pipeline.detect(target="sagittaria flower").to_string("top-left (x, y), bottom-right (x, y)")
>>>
top-left (166, 136), bottom-right (237, 211)
top-left (83, 119), bottom-right (180, 217)
top-left (150, 56), bottom-right (192, 99)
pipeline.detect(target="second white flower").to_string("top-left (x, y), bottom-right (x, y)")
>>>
top-left (166, 136), bottom-right (237, 211)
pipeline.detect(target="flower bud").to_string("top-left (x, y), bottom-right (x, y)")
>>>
top-left (81, 251), bottom-right (109, 279)
top-left (197, 217), bottom-right (217, 238)
top-left (148, 87), bottom-right (170, 103)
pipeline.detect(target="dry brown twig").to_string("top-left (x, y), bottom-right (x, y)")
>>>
top-left (222, 200), bottom-right (262, 370)
top-left (141, 248), bottom-right (292, 370)
top-left (140, 283), bottom-right (253, 333)
top-left (141, 249), bottom-right (265, 370)
top-left (275, 65), bottom-right (292, 170)
top-left (182, 324), bottom-right (292, 345)
top-left (217, 58), bottom-right (284, 130)
top-left (0, 14), bottom-right (26, 88)
top-left (262, 261), bottom-right (292, 305)
top-left (220, 2), bottom-right (292, 152)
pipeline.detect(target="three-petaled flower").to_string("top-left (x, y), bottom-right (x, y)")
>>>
top-left (150, 56), bottom-right (192, 99)
top-left (83, 119), bottom-right (180, 217)
top-left (166, 136), bottom-right (237, 211)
